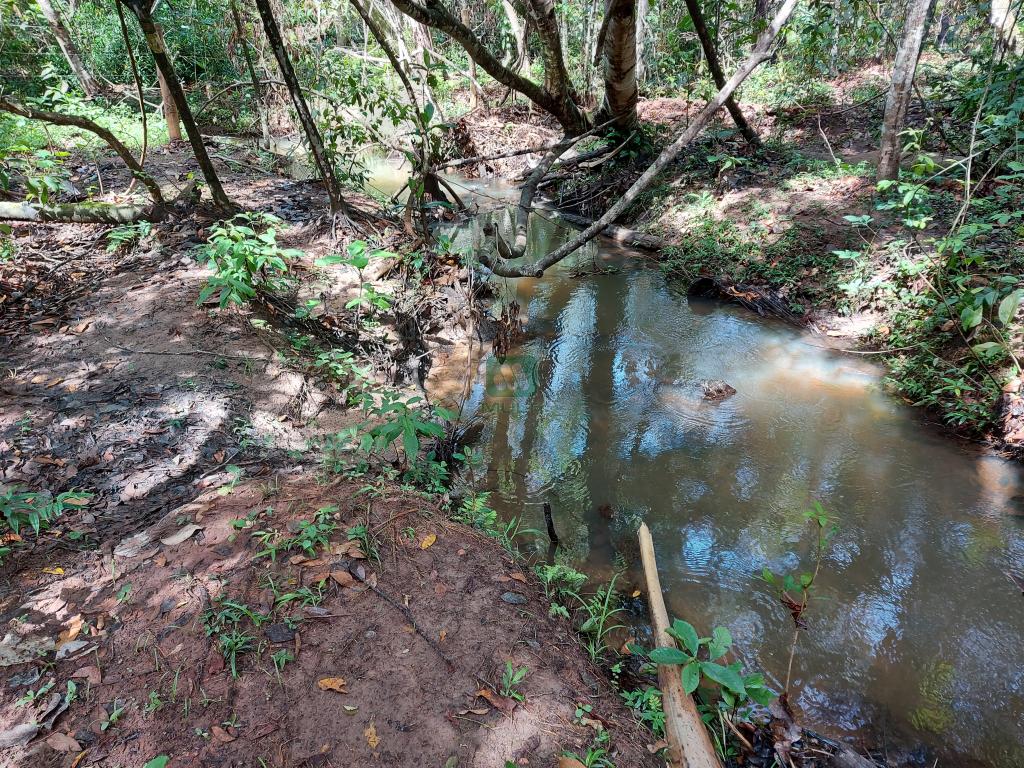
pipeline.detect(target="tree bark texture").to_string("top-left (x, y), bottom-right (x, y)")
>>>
top-left (877, 0), bottom-right (931, 180)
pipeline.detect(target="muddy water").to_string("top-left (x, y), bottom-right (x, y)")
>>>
top-left (444, 210), bottom-right (1024, 767)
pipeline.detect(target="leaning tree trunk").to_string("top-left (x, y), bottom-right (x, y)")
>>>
top-left (36, 0), bottom-right (102, 98)
top-left (877, 0), bottom-right (931, 180)
top-left (252, 0), bottom-right (347, 214)
top-left (598, 0), bottom-right (639, 129)
top-left (391, 0), bottom-right (588, 133)
top-left (125, 0), bottom-right (230, 208)
top-left (682, 0), bottom-right (760, 145)
top-left (0, 95), bottom-right (164, 205)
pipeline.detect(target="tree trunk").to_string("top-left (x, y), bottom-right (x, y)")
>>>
top-left (156, 68), bottom-right (182, 141)
top-left (230, 0), bottom-right (270, 148)
top-left (682, 0), bottom-right (760, 144)
top-left (252, 0), bottom-right (347, 214)
top-left (877, 0), bottom-right (931, 180)
top-left (636, 0), bottom-right (649, 85)
top-left (598, 0), bottom-right (638, 129)
top-left (990, 0), bottom-right (1022, 53)
top-left (754, 0), bottom-right (769, 22)
top-left (126, 1), bottom-right (230, 208)
top-left (391, 0), bottom-right (587, 132)
top-left (36, 0), bottom-right (102, 98)
top-left (461, 5), bottom-right (482, 109)
top-left (502, 0), bottom-right (531, 75)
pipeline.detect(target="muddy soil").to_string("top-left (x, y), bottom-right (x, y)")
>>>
top-left (1, 477), bottom-right (661, 768)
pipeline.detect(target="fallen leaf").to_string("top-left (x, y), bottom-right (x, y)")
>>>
top-left (343, 705), bottom-right (358, 715)
top-left (646, 739), bottom-right (668, 753)
top-left (59, 615), bottom-right (84, 644)
top-left (330, 570), bottom-right (355, 588)
top-left (211, 725), bottom-right (236, 743)
top-left (509, 572), bottom-right (528, 584)
top-left (476, 688), bottom-right (517, 716)
top-left (0, 722), bottom-right (40, 748)
top-left (45, 732), bottom-right (81, 752)
top-left (159, 524), bottom-right (203, 546)
top-left (632, 589), bottom-right (641, 598)
top-left (420, 533), bottom-right (437, 550)
top-left (317, 677), bottom-right (348, 693)
top-left (456, 708), bottom-right (490, 716)
top-left (364, 722), bottom-right (380, 749)
top-left (439, 629), bottom-right (447, 642)
top-left (71, 665), bottom-right (101, 685)
top-left (558, 758), bottom-right (586, 768)
top-left (61, 496), bottom-right (90, 507)
top-left (42, 567), bottom-right (65, 576)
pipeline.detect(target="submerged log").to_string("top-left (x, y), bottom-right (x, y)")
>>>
top-left (536, 204), bottom-right (670, 252)
top-left (688, 276), bottom-right (804, 326)
top-left (638, 522), bottom-right (722, 768)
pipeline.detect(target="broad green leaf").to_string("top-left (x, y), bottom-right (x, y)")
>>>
top-left (700, 661), bottom-right (746, 696)
top-left (998, 289), bottom-right (1022, 325)
top-left (648, 647), bottom-right (690, 666)
top-left (707, 626), bottom-right (732, 660)
top-left (681, 660), bottom-right (700, 694)
top-left (668, 619), bottom-right (699, 655)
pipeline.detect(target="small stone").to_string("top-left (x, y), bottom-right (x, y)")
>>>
top-left (500, 592), bottom-right (527, 605)
top-left (265, 623), bottom-right (296, 644)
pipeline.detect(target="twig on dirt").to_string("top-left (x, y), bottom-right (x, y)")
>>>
top-left (350, 564), bottom-right (455, 671)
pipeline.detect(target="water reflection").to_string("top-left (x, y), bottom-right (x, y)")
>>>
top-left (450, 211), bottom-right (1024, 767)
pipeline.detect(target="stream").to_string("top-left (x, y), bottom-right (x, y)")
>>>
top-left (439, 203), bottom-right (1024, 767)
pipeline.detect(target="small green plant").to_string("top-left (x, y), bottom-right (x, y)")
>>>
top-left (646, 620), bottom-right (774, 710)
top-left (315, 240), bottom-right (395, 326)
top-left (346, 522), bottom-right (379, 562)
top-left (500, 661), bottom-right (528, 702)
top-left (1, 487), bottom-right (91, 561)
top-left (575, 574), bottom-right (626, 662)
top-left (101, 700), bottom-right (127, 731)
top-left (106, 221), bottom-right (152, 253)
top-left (619, 685), bottom-right (665, 737)
top-left (15, 679), bottom-right (54, 707)
top-left (202, 600), bottom-right (265, 678)
top-left (271, 649), bottom-right (294, 675)
top-left (144, 690), bottom-right (163, 715)
top-left (199, 213), bottom-right (301, 307)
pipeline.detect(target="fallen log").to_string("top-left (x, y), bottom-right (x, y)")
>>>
top-left (638, 522), bottom-right (722, 768)
top-left (0, 201), bottom-right (164, 224)
top-left (536, 204), bottom-right (670, 252)
top-left (687, 276), bottom-right (804, 326)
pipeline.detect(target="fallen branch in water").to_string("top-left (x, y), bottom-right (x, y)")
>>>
top-left (479, 0), bottom-right (800, 277)
top-left (638, 522), bottom-right (722, 768)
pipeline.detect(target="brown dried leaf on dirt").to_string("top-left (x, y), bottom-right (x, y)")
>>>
top-left (330, 570), bottom-right (355, 588)
top-left (558, 757), bottom-right (586, 768)
top-left (420, 533), bottom-right (437, 549)
top-left (475, 688), bottom-right (517, 716)
top-left (211, 725), bottom-right (236, 743)
top-left (71, 665), bottom-right (101, 685)
top-left (45, 732), bottom-right (81, 752)
top-left (364, 722), bottom-right (380, 749)
top-left (509, 572), bottom-right (527, 583)
top-left (456, 708), bottom-right (489, 716)
top-left (59, 615), bottom-right (84, 644)
top-left (331, 540), bottom-right (365, 559)
top-left (159, 523), bottom-right (203, 546)
top-left (317, 677), bottom-right (348, 693)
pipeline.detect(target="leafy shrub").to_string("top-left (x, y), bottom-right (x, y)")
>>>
top-left (199, 213), bottom-right (301, 307)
